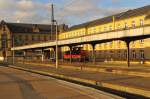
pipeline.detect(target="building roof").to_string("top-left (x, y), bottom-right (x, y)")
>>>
top-left (0, 21), bottom-right (56, 34)
top-left (66, 5), bottom-right (150, 32)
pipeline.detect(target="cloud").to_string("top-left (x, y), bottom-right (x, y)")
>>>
top-left (0, 0), bottom-right (51, 24)
top-left (0, 0), bottom-right (129, 26)
top-left (16, 0), bottom-right (34, 11)
top-left (56, 0), bottom-right (128, 25)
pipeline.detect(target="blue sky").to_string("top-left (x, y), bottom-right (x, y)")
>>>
top-left (0, 0), bottom-right (149, 26)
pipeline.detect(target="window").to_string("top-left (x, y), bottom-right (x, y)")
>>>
top-left (1, 34), bottom-right (8, 48)
top-left (132, 41), bottom-right (135, 47)
top-left (109, 25), bottom-right (112, 31)
top-left (98, 27), bottom-right (101, 32)
top-left (132, 50), bottom-right (136, 59)
top-left (32, 35), bottom-right (34, 41)
top-left (140, 19), bottom-right (144, 26)
top-left (99, 44), bottom-right (101, 49)
top-left (19, 35), bottom-right (22, 40)
top-left (110, 50), bottom-right (113, 58)
top-left (49, 36), bottom-right (51, 40)
top-left (118, 41), bottom-right (121, 48)
top-left (104, 43), bottom-right (107, 49)
top-left (132, 21), bottom-right (136, 28)
top-left (78, 32), bottom-right (80, 36)
top-left (2, 26), bottom-right (6, 31)
top-left (124, 23), bottom-right (128, 29)
top-left (44, 35), bottom-right (47, 41)
top-left (76, 32), bottom-right (78, 36)
top-left (104, 27), bottom-right (107, 31)
top-left (66, 34), bottom-right (68, 38)
top-left (110, 42), bottom-right (113, 48)
top-left (118, 51), bottom-right (121, 59)
top-left (93, 28), bottom-right (96, 33)
top-left (88, 29), bottom-right (91, 34)
top-left (140, 50), bottom-right (144, 59)
top-left (64, 34), bottom-right (66, 39)
top-left (117, 24), bottom-right (121, 29)
top-left (25, 35), bottom-right (28, 40)
top-left (124, 50), bottom-right (127, 59)
top-left (140, 39), bottom-right (144, 44)
top-left (38, 35), bottom-right (41, 41)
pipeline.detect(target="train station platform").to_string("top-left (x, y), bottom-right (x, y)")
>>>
top-left (15, 61), bottom-right (150, 77)
top-left (8, 62), bottom-right (150, 98)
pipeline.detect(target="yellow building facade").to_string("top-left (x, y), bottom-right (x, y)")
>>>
top-left (59, 5), bottom-right (150, 63)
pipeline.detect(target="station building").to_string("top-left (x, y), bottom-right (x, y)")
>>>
top-left (0, 21), bottom-right (67, 61)
top-left (59, 5), bottom-right (150, 63)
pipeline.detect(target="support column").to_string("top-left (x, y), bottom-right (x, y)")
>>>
top-left (41, 49), bottom-right (44, 62)
top-left (53, 46), bottom-right (59, 69)
top-left (53, 47), bottom-right (56, 62)
top-left (69, 46), bottom-right (73, 64)
top-left (23, 50), bottom-right (26, 63)
top-left (91, 43), bottom-right (96, 64)
top-left (125, 41), bottom-right (130, 67)
top-left (12, 50), bottom-right (15, 64)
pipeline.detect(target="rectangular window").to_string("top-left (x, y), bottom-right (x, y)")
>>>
top-left (124, 50), bottom-right (127, 59)
top-left (118, 51), bottom-right (121, 59)
top-left (104, 27), bottom-right (107, 31)
top-left (99, 44), bottom-right (101, 49)
top-left (132, 21), bottom-right (136, 28)
top-left (132, 41), bottom-right (135, 47)
top-left (38, 35), bottom-right (41, 41)
top-left (44, 35), bottom-right (47, 41)
top-left (109, 25), bottom-right (112, 31)
top-left (124, 23), bottom-right (128, 29)
top-left (140, 19), bottom-right (144, 26)
top-left (19, 35), bottom-right (22, 40)
top-left (25, 35), bottom-right (28, 40)
top-left (140, 50), bottom-right (144, 59)
top-left (140, 39), bottom-right (144, 44)
top-left (49, 36), bottom-right (51, 40)
top-left (32, 35), bottom-right (34, 41)
top-left (117, 24), bottom-right (121, 29)
top-left (110, 42), bottom-right (113, 48)
top-left (132, 50), bottom-right (136, 59)
top-left (98, 27), bottom-right (101, 33)
top-left (1, 34), bottom-right (8, 48)
top-left (2, 26), bottom-right (6, 31)
top-left (118, 41), bottom-right (121, 48)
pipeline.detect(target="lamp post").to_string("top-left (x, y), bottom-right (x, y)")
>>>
top-left (12, 37), bottom-right (15, 64)
top-left (53, 20), bottom-right (58, 69)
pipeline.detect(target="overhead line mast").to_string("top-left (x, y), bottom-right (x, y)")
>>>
top-left (51, 4), bottom-right (54, 40)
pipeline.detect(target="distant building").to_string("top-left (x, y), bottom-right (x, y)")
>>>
top-left (0, 21), bottom-right (68, 60)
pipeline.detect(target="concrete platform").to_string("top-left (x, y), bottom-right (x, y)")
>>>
top-left (18, 61), bottom-right (150, 77)
top-left (9, 63), bottom-right (150, 98)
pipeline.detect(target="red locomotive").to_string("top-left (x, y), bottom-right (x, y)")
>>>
top-left (63, 47), bottom-right (89, 62)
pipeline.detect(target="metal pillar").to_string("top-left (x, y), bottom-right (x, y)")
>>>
top-left (126, 41), bottom-right (130, 67)
top-left (69, 46), bottom-right (73, 63)
top-left (41, 49), bottom-right (44, 62)
top-left (23, 50), bottom-right (26, 63)
top-left (55, 22), bottom-right (58, 69)
top-left (12, 37), bottom-right (15, 64)
top-left (91, 43), bottom-right (96, 64)
top-left (12, 50), bottom-right (15, 64)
